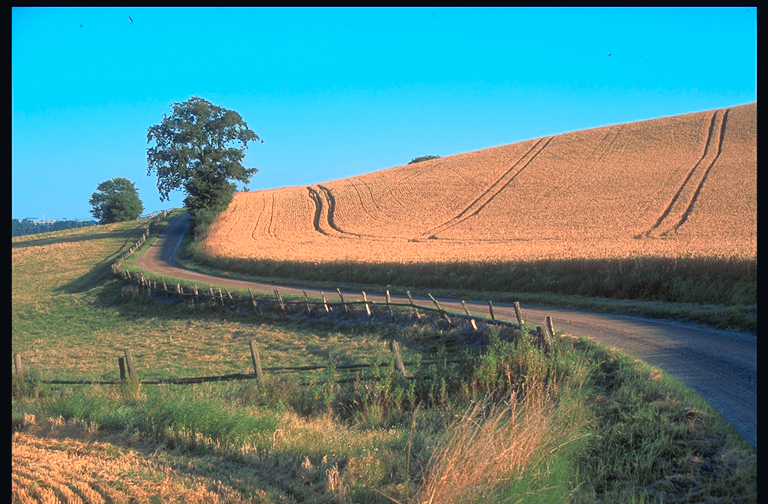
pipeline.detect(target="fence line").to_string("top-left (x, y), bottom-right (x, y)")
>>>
top-left (12, 343), bottom-right (477, 387)
top-left (110, 210), bottom-right (170, 273)
top-left (11, 208), bottom-right (558, 387)
top-left (115, 267), bottom-right (529, 331)
top-left (12, 310), bottom-right (558, 388)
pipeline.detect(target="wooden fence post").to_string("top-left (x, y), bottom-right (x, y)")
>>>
top-left (514, 302), bottom-right (524, 326)
top-left (488, 301), bottom-right (496, 323)
top-left (337, 288), bottom-right (348, 313)
top-left (362, 291), bottom-right (372, 318)
top-left (218, 288), bottom-right (224, 307)
top-left (249, 288), bottom-right (258, 310)
top-left (321, 291), bottom-right (330, 314)
top-left (194, 284), bottom-right (199, 303)
top-left (390, 340), bottom-right (407, 376)
top-left (546, 316), bottom-right (557, 352)
top-left (385, 290), bottom-right (394, 319)
top-left (162, 278), bottom-right (168, 298)
top-left (249, 341), bottom-right (265, 390)
top-left (406, 291), bottom-right (422, 319)
top-left (14, 353), bottom-right (23, 378)
top-left (177, 283), bottom-right (183, 301)
top-left (428, 293), bottom-right (452, 325)
top-left (461, 300), bottom-right (478, 332)
top-left (303, 290), bottom-right (312, 315)
top-left (123, 349), bottom-right (138, 382)
top-left (118, 357), bottom-right (126, 382)
top-left (274, 289), bottom-right (285, 313)
top-left (546, 315), bottom-right (556, 341)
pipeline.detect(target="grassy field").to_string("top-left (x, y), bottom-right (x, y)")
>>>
top-left (12, 212), bottom-right (756, 502)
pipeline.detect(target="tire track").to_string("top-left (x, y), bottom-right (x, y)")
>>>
top-left (351, 181), bottom-right (379, 221)
top-left (415, 136), bottom-right (553, 240)
top-left (545, 126), bottom-right (623, 199)
top-left (306, 184), bottom-right (363, 238)
top-left (306, 186), bottom-right (329, 235)
top-left (360, 179), bottom-right (384, 213)
top-left (642, 110), bottom-right (727, 238)
top-left (250, 192), bottom-right (270, 241)
top-left (665, 108), bottom-right (730, 235)
top-left (266, 194), bottom-right (277, 239)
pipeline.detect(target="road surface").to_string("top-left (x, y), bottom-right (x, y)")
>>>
top-left (137, 213), bottom-right (757, 449)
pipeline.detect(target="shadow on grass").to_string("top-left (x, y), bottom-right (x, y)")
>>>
top-left (52, 235), bottom-right (145, 295)
top-left (12, 229), bottom-right (144, 249)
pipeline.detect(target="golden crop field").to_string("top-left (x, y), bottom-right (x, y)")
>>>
top-left (203, 103), bottom-right (756, 264)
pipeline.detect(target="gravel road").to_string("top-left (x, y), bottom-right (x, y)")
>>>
top-left (137, 213), bottom-right (756, 449)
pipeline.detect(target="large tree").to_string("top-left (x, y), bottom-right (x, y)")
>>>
top-left (146, 96), bottom-right (262, 230)
top-left (89, 177), bottom-right (144, 224)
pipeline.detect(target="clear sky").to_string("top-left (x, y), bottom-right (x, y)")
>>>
top-left (12, 7), bottom-right (756, 221)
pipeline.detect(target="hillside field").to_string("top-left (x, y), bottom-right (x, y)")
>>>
top-left (203, 103), bottom-right (755, 264)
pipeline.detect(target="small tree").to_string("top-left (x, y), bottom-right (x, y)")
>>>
top-left (408, 155), bottom-right (441, 164)
top-left (146, 96), bottom-right (262, 231)
top-left (89, 177), bottom-right (144, 224)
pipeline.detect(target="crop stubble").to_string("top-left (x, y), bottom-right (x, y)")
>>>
top-left (203, 104), bottom-right (756, 265)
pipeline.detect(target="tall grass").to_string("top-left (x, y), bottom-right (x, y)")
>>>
top-left (186, 250), bottom-right (756, 307)
top-left (415, 380), bottom-right (556, 504)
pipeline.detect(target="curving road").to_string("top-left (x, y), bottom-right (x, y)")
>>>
top-left (138, 213), bottom-right (756, 449)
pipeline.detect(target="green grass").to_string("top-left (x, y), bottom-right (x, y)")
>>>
top-left (12, 213), bottom-right (756, 503)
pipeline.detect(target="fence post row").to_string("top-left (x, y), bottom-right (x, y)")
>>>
top-left (15, 310), bottom-right (557, 387)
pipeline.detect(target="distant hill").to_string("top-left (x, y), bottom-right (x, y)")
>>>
top-left (203, 103), bottom-right (756, 265)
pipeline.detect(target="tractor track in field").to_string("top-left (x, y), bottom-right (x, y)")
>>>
top-left (417, 136), bottom-right (554, 240)
top-left (137, 213), bottom-right (756, 449)
top-left (643, 108), bottom-right (729, 238)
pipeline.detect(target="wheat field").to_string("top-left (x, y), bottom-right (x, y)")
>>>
top-left (203, 103), bottom-right (756, 265)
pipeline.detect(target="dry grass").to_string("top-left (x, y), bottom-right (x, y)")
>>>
top-left (12, 417), bottom-right (252, 504)
top-left (202, 103), bottom-right (755, 266)
top-left (414, 381), bottom-right (558, 504)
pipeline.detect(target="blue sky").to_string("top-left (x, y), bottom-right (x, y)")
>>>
top-left (12, 7), bottom-right (756, 220)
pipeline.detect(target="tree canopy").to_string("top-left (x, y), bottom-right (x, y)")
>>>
top-left (146, 96), bottom-right (262, 231)
top-left (89, 177), bottom-right (144, 224)
top-left (408, 155), bottom-right (441, 164)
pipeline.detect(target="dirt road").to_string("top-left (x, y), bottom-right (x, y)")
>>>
top-left (137, 214), bottom-right (756, 449)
